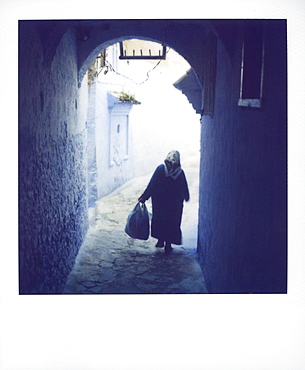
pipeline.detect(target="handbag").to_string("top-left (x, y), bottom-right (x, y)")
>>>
top-left (125, 202), bottom-right (150, 240)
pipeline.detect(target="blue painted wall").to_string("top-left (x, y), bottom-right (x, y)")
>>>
top-left (197, 20), bottom-right (287, 293)
top-left (19, 22), bottom-right (88, 294)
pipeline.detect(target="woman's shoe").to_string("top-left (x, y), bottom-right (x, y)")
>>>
top-left (156, 240), bottom-right (165, 248)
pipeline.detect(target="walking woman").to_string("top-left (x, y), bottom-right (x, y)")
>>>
top-left (138, 150), bottom-right (190, 253)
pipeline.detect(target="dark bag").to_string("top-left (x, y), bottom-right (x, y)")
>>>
top-left (125, 202), bottom-right (150, 240)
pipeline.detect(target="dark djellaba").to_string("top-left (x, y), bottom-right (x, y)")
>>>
top-left (138, 150), bottom-right (190, 253)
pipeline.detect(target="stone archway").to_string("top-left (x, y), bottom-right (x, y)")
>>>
top-left (76, 19), bottom-right (210, 88)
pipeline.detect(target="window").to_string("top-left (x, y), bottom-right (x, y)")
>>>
top-left (238, 23), bottom-right (265, 108)
top-left (119, 39), bottom-right (167, 60)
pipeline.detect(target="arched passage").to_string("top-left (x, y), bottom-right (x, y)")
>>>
top-left (78, 35), bottom-right (203, 94)
top-left (75, 24), bottom-right (210, 257)
top-left (63, 36), bottom-right (204, 293)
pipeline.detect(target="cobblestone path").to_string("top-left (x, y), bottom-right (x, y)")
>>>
top-left (63, 155), bottom-right (208, 294)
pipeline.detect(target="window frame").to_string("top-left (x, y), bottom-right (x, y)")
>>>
top-left (238, 27), bottom-right (265, 108)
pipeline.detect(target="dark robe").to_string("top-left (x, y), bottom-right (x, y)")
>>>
top-left (140, 164), bottom-right (189, 245)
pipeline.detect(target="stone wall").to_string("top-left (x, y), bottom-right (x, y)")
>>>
top-left (86, 81), bottom-right (98, 209)
top-left (197, 20), bottom-right (287, 293)
top-left (19, 22), bottom-right (89, 294)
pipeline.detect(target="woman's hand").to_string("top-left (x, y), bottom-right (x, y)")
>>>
top-left (138, 196), bottom-right (145, 203)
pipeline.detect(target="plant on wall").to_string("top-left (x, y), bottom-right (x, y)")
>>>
top-left (118, 91), bottom-right (141, 104)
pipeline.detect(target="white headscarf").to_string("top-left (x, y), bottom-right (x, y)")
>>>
top-left (164, 150), bottom-right (182, 180)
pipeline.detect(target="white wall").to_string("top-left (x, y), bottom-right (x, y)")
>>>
top-left (98, 44), bottom-right (201, 178)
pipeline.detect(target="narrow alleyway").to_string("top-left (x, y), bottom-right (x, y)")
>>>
top-left (64, 154), bottom-right (208, 294)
